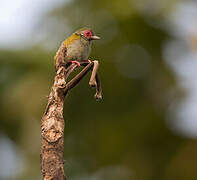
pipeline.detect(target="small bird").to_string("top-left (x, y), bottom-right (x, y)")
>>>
top-left (54, 27), bottom-right (100, 71)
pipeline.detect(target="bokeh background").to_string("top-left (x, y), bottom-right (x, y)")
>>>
top-left (1, 0), bottom-right (197, 179)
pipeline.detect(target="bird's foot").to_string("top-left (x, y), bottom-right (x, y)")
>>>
top-left (70, 61), bottom-right (80, 67)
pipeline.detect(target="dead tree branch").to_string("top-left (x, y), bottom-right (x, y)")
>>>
top-left (40, 61), bottom-right (102, 180)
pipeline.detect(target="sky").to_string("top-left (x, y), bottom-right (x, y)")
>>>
top-left (0, 0), bottom-right (65, 48)
top-left (163, 1), bottom-right (197, 138)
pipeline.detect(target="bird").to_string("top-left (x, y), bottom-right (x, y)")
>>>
top-left (54, 27), bottom-right (100, 71)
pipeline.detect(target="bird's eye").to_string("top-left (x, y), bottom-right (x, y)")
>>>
top-left (84, 30), bottom-right (92, 37)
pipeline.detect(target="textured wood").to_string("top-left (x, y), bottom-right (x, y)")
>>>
top-left (40, 61), bottom-right (102, 180)
top-left (41, 66), bottom-right (69, 180)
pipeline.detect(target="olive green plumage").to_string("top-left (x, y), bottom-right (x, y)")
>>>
top-left (54, 27), bottom-right (100, 71)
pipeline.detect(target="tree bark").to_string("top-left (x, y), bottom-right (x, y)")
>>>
top-left (40, 61), bottom-right (102, 180)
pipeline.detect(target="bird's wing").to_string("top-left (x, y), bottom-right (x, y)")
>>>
top-left (54, 41), bottom-right (68, 71)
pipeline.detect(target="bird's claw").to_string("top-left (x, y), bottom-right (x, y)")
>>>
top-left (70, 61), bottom-right (80, 67)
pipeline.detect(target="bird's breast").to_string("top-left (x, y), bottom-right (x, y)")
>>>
top-left (66, 39), bottom-right (91, 61)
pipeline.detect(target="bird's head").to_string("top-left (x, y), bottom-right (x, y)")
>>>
top-left (74, 27), bottom-right (100, 41)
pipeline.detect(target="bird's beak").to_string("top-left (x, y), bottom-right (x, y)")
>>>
top-left (91, 35), bottom-right (100, 40)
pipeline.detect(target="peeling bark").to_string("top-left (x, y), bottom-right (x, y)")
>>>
top-left (41, 61), bottom-right (102, 180)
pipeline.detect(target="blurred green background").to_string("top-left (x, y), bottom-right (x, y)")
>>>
top-left (1, 0), bottom-right (197, 179)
